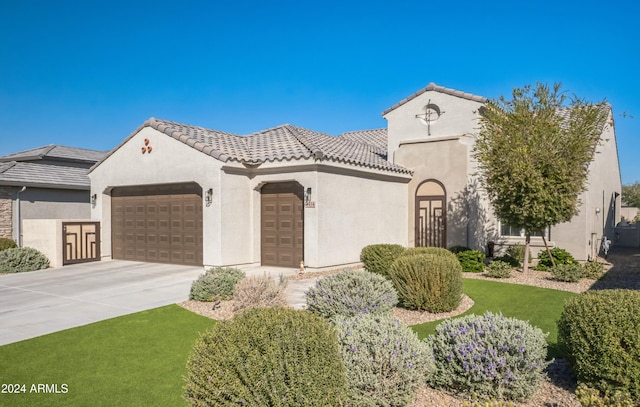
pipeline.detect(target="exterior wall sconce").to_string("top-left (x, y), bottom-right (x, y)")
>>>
top-left (205, 188), bottom-right (213, 207)
top-left (304, 187), bottom-right (315, 208)
top-left (91, 194), bottom-right (97, 208)
top-left (595, 207), bottom-right (601, 214)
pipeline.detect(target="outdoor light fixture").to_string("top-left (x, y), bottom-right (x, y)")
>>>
top-left (595, 207), bottom-right (601, 214)
top-left (305, 187), bottom-right (312, 204)
top-left (205, 188), bottom-right (213, 207)
top-left (91, 194), bottom-right (97, 208)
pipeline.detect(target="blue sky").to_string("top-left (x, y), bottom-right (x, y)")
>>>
top-left (1, 0), bottom-right (639, 183)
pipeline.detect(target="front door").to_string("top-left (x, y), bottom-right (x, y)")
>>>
top-left (415, 180), bottom-right (446, 248)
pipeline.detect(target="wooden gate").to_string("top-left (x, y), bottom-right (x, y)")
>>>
top-left (415, 180), bottom-right (446, 248)
top-left (63, 222), bottom-right (100, 265)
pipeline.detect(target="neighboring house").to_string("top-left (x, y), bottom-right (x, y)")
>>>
top-left (0, 145), bottom-right (107, 245)
top-left (89, 83), bottom-right (621, 268)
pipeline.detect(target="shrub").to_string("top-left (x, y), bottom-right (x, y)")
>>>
top-left (535, 247), bottom-right (575, 270)
top-left (388, 253), bottom-right (463, 312)
top-left (485, 260), bottom-right (512, 279)
top-left (0, 237), bottom-right (17, 252)
top-left (401, 246), bottom-right (458, 260)
top-left (461, 400), bottom-right (516, 407)
top-left (360, 244), bottom-right (406, 278)
top-left (493, 254), bottom-right (520, 268)
top-left (334, 313), bottom-right (434, 407)
top-left (305, 269), bottom-right (398, 319)
top-left (0, 247), bottom-right (49, 272)
top-left (184, 307), bottom-right (348, 406)
top-left (457, 250), bottom-right (486, 273)
top-left (232, 274), bottom-right (288, 312)
top-left (557, 290), bottom-right (640, 401)
top-left (188, 267), bottom-right (245, 302)
top-left (428, 312), bottom-right (548, 402)
top-left (449, 245), bottom-right (472, 254)
top-left (575, 383), bottom-right (635, 407)
top-left (582, 261), bottom-right (605, 280)
top-left (506, 243), bottom-right (530, 265)
top-left (549, 263), bottom-right (584, 282)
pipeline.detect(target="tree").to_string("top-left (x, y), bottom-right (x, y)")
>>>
top-left (473, 83), bottom-right (608, 272)
top-left (622, 182), bottom-right (640, 208)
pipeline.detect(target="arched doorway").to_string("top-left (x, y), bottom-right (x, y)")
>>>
top-left (415, 179), bottom-right (446, 248)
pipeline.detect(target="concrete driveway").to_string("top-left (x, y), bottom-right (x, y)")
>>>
top-left (0, 260), bottom-right (204, 346)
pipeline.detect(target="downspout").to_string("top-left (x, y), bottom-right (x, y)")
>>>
top-left (16, 186), bottom-right (26, 246)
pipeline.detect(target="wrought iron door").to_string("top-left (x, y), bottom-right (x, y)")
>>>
top-left (63, 222), bottom-right (100, 265)
top-left (415, 195), bottom-right (446, 248)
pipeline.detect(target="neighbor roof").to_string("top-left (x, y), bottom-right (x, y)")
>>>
top-left (0, 145), bottom-right (106, 164)
top-left (0, 161), bottom-right (92, 189)
top-left (382, 82), bottom-right (487, 116)
top-left (93, 118), bottom-right (411, 175)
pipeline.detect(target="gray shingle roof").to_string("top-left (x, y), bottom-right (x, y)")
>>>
top-left (95, 118), bottom-right (411, 175)
top-left (0, 161), bottom-right (91, 189)
top-left (0, 145), bottom-right (106, 164)
top-left (382, 82), bottom-right (487, 116)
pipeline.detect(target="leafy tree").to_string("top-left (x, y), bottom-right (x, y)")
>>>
top-left (622, 182), bottom-right (640, 208)
top-left (473, 83), bottom-right (608, 272)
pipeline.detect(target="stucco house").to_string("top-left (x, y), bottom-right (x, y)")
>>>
top-left (0, 145), bottom-right (107, 245)
top-left (89, 83), bottom-right (621, 268)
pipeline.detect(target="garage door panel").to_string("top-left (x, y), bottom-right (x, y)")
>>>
top-left (111, 183), bottom-right (203, 266)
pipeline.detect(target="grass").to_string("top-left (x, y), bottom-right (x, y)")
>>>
top-left (0, 305), bottom-right (215, 407)
top-left (0, 279), bottom-right (575, 405)
top-left (411, 278), bottom-right (577, 358)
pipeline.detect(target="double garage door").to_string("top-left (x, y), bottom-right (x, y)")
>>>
top-left (111, 183), bottom-right (203, 266)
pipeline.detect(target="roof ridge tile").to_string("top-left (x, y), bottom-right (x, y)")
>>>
top-left (382, 82), bottom-right (487, 116)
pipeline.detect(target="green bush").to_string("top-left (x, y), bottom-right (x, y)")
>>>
top-left (188, 267), bottom-right (245, 302)
top-left (549, 263), bottom-right (584, 282)
top-left (485, 260), bottom-right (512, 279)
top-left (388, 253), bottom-right (463, 312)
top-left (360, 244), bottom-right (406, 278)
top-left (535, 247), bottom-right (575, 270)
top-left (493, 254), bottom-right (520, 268)
top-left (306, 269), bottom-right (398, 319)
top-left (232, 274), bottom-right (287, 312)
top-left (0, 237), bottom-right (17, 252)
top-left (427, 312), bottom-right (548, 402)
top-left (575, 383), bottom-right (635, 407)
top-left (448, 245), bottom-right (472, 254)
top-left (184, 307), bottom-right (348, 406)
top-left (582, 261), bottom-right (605, 280)
top-left (506, 243), bottom-right (530, 265)
top-left (334, 313), bottom-right (434, 407)
top-left (457, 250), bottom-right (486, 273)
top-left (0, 247), bottom-right (49, 272)
top-left (401, 246), bottom-right (458, 260)
top-left (558, 290), bottom-right (640, 402)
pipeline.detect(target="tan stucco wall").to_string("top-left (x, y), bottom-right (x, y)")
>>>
top-left (22, 219), bottom-right (63, 268)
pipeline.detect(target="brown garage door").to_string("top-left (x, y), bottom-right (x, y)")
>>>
top-left (111, 183), bottom-right (203, 266)
top-left (261, 182), bottom-right (304, 267)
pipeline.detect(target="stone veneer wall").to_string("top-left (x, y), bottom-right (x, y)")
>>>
top-left (0, 187), bottom-right (12, 239)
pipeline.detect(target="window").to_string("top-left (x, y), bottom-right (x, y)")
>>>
top-left (499, 222), bottom-right (548, 238)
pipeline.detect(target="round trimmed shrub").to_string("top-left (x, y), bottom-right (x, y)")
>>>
top-left (549, 263), bottom-right (583, 282)
top-left (360, 244), bottom-right (406, 278)
top-left (401, 246), bottom-right (457, 260)
top-left (493, 254), bottom-right (520, 268)
top-left (388, 253), bottom-right (463, 312)
top-left (557, 290), bottom-right (640, 401)
top-left (334, 313), bottom-right (434, 407)
top-left (535, 247), bottom-right (575, 270)
top-left (485, 260), bottom-right (512, 279)
top-left (306, 270), bottom-right (398, 318)
top-left (184, 307), bottom-right (348, 406)
top-left (427, 312), bottom-right (548, 402)
top-left (457, 250), bottom-right (486, 273)
top-left (582, 261), bottom-right (605, 280)
top-left (0, 237), bottom-right (17, 252)
top-left (189, 267), bottom-right (245, 302)
top-left (0, 247), bottom-right (49, 272)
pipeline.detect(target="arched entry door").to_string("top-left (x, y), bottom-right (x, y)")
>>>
top-left (261, 182), bottom-right (304, 267)
top-left (415, 179), bottom-right (446, 248)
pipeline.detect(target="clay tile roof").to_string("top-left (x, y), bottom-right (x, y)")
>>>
top-left (131, 119), bottom-right (411, 175)
top-left (382, 82), bottom-right (487, 116)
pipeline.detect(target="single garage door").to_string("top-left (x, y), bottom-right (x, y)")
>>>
top-left (261, 182), bottom-right (304, 267)
top-left (111, 183), bottom-right (203, 266)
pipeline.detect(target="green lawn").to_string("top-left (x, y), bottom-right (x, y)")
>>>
top-left (0, 305), bottom-right (215, 407)
top-left (411, 278), bottom-right (576, 358)
top-left (0, 279), bottom-right (575, 406)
